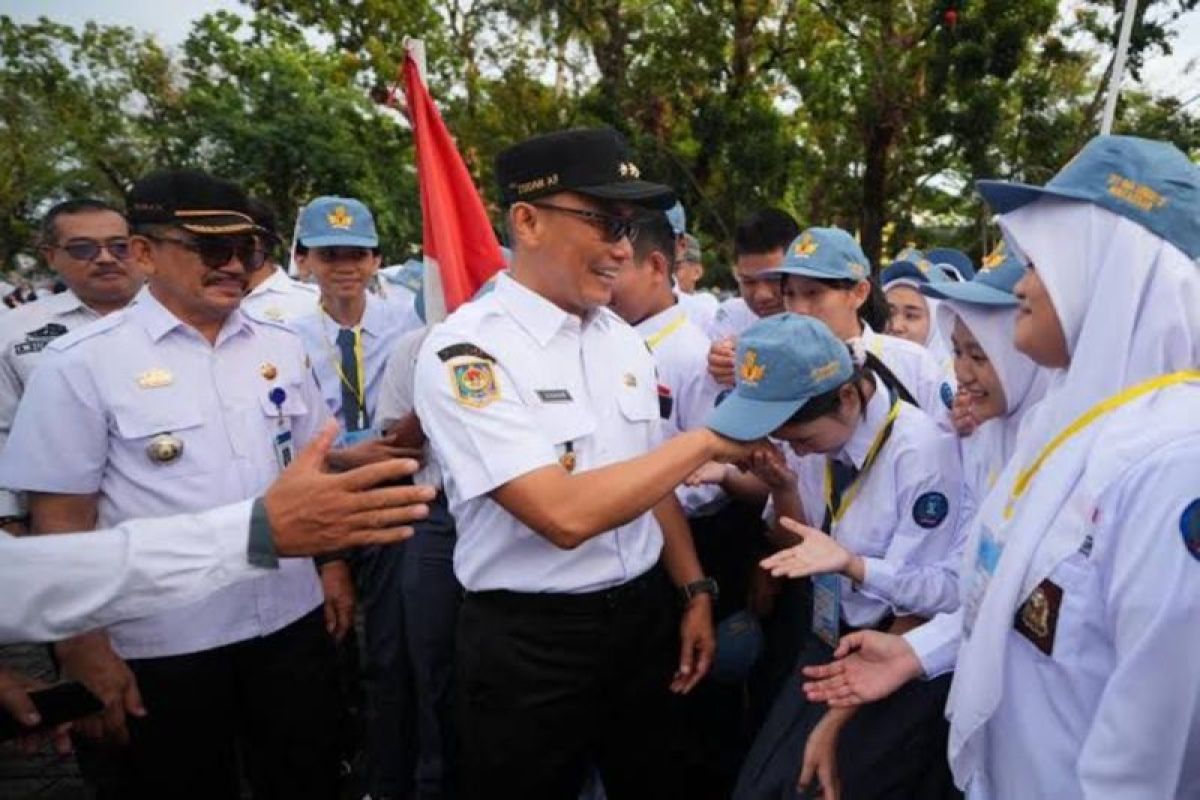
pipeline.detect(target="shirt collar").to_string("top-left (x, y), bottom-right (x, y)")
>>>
top-left (634, 300), bottom-right (685, 338)
top-left (132, 289), bottom-right (252, 345)
top-left (495, 273), bottom-right (593, 346)
top-left (41, 289), bottom-right (89, 317)
top-left (320, 294), bottom-right (388, 338)
top-left (246, 267), bottom-right (290, 298)
top-left (837, 374), bottom-right (890, 470)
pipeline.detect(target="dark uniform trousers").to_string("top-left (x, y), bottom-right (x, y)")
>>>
top-left (77, 607), bottom-right (342, 800)
top-left (456, 566), bottom-right (682, 799)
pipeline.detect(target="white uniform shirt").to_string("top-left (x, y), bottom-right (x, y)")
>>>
top-left (240, 266), bottom-right (320, 324)
top-left (0, 291), bottom-right (109, 516)
top-left (635, 303), bottom-right (724, 516)
top-left (771, 379), bottom-right (963, 626)
top-left (968, 436), bottom-right (1200, 800)
top-left (289, 294), bottom-right (419, 431)
top-left (414, 274), bottom-right (664, 593)
top-left (0, 292), bottom-right (325, 659)
top-left (1, 500), bottom-right (270, 643)
top-left (674, 287), bottom-right (719, 332)
top-left (705, 296), bottom-right (759, 341)
top-left (862, 325), bottom-right (955, 429)
top-left (376, 326), bottom-right (441, 488)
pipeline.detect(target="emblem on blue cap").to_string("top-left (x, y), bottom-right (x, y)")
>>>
top-left (979, 241), bottom-right (1007, 273)
top-left (739, 351), bottom-right (766, 385)
top-left (327, 206), bottom-right (354, 230)
top-left (792, 232), bottom-right (819, 258)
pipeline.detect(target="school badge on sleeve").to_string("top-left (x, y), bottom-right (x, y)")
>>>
top-left (450, 360), bottom-right (499, 408)
top-left (1180, 498), bottom-right (1200, 562)
top-left (912, 491), bottom-right (949, 529)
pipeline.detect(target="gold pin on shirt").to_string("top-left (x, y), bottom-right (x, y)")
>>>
top-left (260, 362), bottom-right (278, 380)
top-left (622, 373), bottom-right (637, 388)
top-left (146, 433), bottom-right (184, 464)
top-left (559, 442), bottom-right (577, 473)
top-left (137, 368), bottom-right (173, 389)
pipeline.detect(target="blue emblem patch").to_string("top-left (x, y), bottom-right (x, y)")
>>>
top-left (1181, 499), bottom-right (1200, 562)
top-left (913, 491), bottom-right (950, 529)
top-left (940, 381), bottom-right (954, 409)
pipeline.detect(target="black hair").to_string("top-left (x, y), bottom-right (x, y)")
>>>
top-left (294, 243), bottom-right (380, 257)
top-left (40, 198), bottom-right (124, 245)
top-left (733, 208), bottom-right (800, 258)
top-left (247, 198), bottom-right (277, 236)
top-left (632, 211), bottom-right (676, 272)
top-left (781, 272), bottom-right (887, 328)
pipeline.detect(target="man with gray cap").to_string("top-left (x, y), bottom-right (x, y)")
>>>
top-left (414, 128), bottom-right (755, 798)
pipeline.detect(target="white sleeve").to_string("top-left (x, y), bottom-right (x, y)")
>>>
top-left (672, 358), bottom-right (725, 514)
top-left (376, 328), bottom-right (428, 429)
top-left (0, 342), bottom-right (25, 516)
top-left (902, 609), bottom-right (962, 678)
top-left (1076, 448), bottom-right (1200, 799)
top-left (0, 500), bottom-right (261, 643)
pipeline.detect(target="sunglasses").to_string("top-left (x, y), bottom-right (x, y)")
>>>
top-left (146, 233), bottom-right (267, 271)
top-left (529, 202), bottom-right (642, 244)
top-left (52, 238), bottom-right (132, 262)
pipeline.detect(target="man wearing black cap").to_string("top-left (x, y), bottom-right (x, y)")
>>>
top-left (413, 128), bottom-right (755, 798)
top-left (0, 169), bottom-right (343, 797)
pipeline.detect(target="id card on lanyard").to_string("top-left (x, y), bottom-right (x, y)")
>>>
top-left (267, 387), bottom-right (294, 469)
top-left (811, 395), bottom-right (901, 648)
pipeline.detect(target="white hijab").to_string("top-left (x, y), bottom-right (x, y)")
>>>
top-left (946, 198), bottom-right (1200, 787)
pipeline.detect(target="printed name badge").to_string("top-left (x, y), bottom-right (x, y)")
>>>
top-left (962, 526), bottom-right (1003, 637)
top-left (811, 573), bottom-right (841, 649)
top-left (273, 429), bottom-right (295, 469)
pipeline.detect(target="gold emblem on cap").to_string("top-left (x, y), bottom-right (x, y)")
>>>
top-left (146, 433), bottom-right (184, 465)
top-left (560, 450), bottom-right (577, 473)
top-left (1106, 172), bottom-right (1166, 212)
top-left (618, 162), bottom-right (641, 179)
top-left (327, 205), bottom-right (354, 230)
top-left (739, 350), bottom-right (766, 385)
top-left (810, 360), bottom-right (841, 382)
top-left (137, 368), bottom-right (173, 389)
top-left (623, 373), bottom-right (638, 388)
top-left (260, 362), bottom-right (278, 380)
top-left (980, 241), bottom-right (1006, 273)
top-left (792, 232), bottom-right (818, 258)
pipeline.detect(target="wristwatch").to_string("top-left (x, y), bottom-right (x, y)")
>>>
top-left (680, 577), bottom-right (719, 605)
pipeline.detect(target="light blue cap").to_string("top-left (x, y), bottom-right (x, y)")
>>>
top-left (298, 196), bottom-right (378, 248)
top-left (977, 134), bottom-right (1200, 260)
top-left (666, 201), bottom-right (687, 236)
top-left (920, 242), bottom-right (1023, 307)
top-left (769, 227), bottom-right (871, 282)
top-left (925, 247), bottom-right (975, 281)
top-left (882, 255), bottom-right (951, 288)
top-left (707, 313), bottom-right (853, 442)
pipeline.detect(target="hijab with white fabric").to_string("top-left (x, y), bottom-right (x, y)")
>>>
top-left (945, 196), bottom-right (1200, 789)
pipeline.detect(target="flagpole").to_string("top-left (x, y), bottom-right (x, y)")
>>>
top-left (1100, 0), bottom-right (1138, 135)
top-left (404, 38), bottom-right (448, 324)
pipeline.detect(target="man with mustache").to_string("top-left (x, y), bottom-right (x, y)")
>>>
top-left (0, 199), bottom-right (142, 536)
top-left (0, 170), bottom-right (344, 798)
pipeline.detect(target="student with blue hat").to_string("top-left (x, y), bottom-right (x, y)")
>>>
top-left (801, 134), bottom-right (1200, 798)
top-left (926, 247), bottom-right (976, 282)
top-left (881, 251), bottom-right (955, 366)
top-left (701, 313), bottom-right (962, 799)
top-left (770, 227), bottom-right (955, 427)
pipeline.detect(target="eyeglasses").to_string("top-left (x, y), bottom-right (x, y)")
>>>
top-left (145, 233), bottom-right (266, 271)
top-left (50, 238), bottom-right (132, 262)
top-left (529, 202), bottom-right (641, 244)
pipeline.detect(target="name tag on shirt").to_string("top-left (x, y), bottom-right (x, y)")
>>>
top-left (273, 429), bottom-right (295, 469)
top-left (963, 526), bottom-right (1003, 637)
top-left (812, 573), bottom-right (841, 648)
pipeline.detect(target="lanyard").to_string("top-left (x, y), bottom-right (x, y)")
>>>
top-left (823, 397), bottom-right (901, 529)
top-left (1003, 369), bottom-right (1200, 520)
top-left (318, 307), bottom-right (368, 423)
top-left (644, 314), bottom-right (688, 351)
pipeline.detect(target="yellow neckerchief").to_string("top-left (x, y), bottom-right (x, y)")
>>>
top-left (1003, 369), bottom-right (1200, 520)
top-left (644, 313), bottom-right (688, 351)
top-left (823, 394), bottom-right (902, 530)
top-left (318, 302), bottom-right (368, 426)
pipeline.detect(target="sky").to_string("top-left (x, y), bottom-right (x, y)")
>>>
top-left (3, 0), bottom-right (1197, 106)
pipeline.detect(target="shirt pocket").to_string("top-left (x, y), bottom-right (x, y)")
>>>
top-left (255, 380), bottom-right (311, 423)
top-left (529, 401), bottom-right (596, 470)
top-left (109, 402), bottom-right (212, 478)
top-left (1015, 551), bottom-right (1096, 664)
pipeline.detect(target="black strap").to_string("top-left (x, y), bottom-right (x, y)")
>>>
top-left (864, 352), bottom-right (918, 409)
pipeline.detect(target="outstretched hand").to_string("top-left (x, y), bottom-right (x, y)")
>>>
top-left (799, 630), bottom-right (924, 707)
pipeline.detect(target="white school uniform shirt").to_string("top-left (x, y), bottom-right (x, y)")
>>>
top-left (0, 291), bottom-right (326, 659)
top-left (289, 294), bottom-right (419, 430)
top-left (0, 290), bottom-right (117, 516)
top-left (376, 325), bottom-right (442, 489)
top-left (860, 324), bottom-right (955, 429)
top-left (635, 303), bottom-right (724, 516)
top-left (768, 377), bottom-right (963, 626)
top-left (414, 273), bottom-right (664, 594)
top-left (674, 286), bottom-right (719, 332)
top-left (240, 266), bottom-right (320, 324)
top-left (704, 296), bottom-right (759, 341)
top-left (1, 499), bottom-right (273, 643)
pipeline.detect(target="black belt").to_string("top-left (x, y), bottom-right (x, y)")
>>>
top-left (464, 564), bottom-right (666, 614)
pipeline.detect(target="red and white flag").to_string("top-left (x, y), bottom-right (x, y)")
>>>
top-left (401, 41), bottom-right (505, 323)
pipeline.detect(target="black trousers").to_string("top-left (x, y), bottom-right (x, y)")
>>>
top-left (734, 631), bottom-right (958, 800)
top-left (81, 607), bottom-right (342, 800)
top-left (456, 567), bottom-right (682, 800)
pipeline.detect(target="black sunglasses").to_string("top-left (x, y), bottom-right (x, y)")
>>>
top-left (52, 238), bottom-right (132, 262)
top-left (529, 202), bottom-right (641, 244)
top-left (146, 233), bottom-right (266, 271)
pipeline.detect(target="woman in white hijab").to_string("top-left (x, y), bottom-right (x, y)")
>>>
top-left (797, 135), bottom-right (1200, 799)
top-left (881, 254), bottom-right (954, 369)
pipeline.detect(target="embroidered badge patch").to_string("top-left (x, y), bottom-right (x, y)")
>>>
top-left (913, 491), bottom-right (949, 529)
top-left (1180, 498), bottom-right (1200, 562)
top-left (437, 342), bottom-right (496, 363)
top-left (940, 381), bottom-right (954, 409)
top-left (1013, 578), bottom-right (1063, 656)
top-left (450, 360), bottom-right (499, 408)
